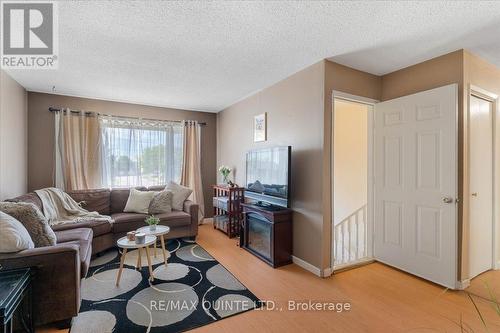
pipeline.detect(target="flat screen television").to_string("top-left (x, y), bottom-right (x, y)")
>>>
top-left (245, 146), bottom-right (291, 207)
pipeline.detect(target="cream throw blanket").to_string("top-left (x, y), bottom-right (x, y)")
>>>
top-left (35, 187), bottom-right (112, 226)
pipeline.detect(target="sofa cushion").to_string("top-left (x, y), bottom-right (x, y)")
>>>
top-left (148, 185), bottom-right (166, 191)
top-left (111, 211), bottom-right (191, 234)
top-left (110, 187), bottom-right (147, 214)
top-left (6, 192), bottom-right (44, 212)
top-left (166, 182), bottom-right (192, 211)
top-left (155, 211), bottom-right (192, 227)
top-left (124, 189), bottom-right (156, 214)
top-left (110, 213), bottom-right (148, 234)
top-left (0, 202), bottom-right (57, 247)
top-left (55, 228), bottom-right (93, 278)
top-left (149, 190), bottom-right (173, 214)
top-left (51, 219), bottom-right (112, 237)
top-left (0, 211), bottom-right (34, 253)
top-left (66, 189), bottom-right (111, 215)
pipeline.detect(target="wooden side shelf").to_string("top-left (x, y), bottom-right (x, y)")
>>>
top-left (212, 185), bottom-right (244, 238)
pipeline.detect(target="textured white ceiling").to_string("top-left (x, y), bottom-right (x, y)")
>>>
top-left (6, 1), bottom-right (500, 112)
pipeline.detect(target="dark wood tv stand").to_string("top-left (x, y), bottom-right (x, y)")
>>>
top-left (240, 203), bottom-right (293, 268)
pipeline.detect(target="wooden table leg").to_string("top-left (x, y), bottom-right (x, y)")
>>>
top-left (154, 241), bottom-right (157, 258)
top-left (160, 235), bottom-right (168, 268)
top-left (116, 248), bottom-right (127, 286)
top-left (145, 246), bottom-right (154, 282)
top-left (136, 247), bottom-right (142, 270)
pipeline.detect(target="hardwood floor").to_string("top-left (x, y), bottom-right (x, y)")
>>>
top-left (40, 222), bottom-right (500, 333)
top-left (466, 269), bottom-right (500, 303)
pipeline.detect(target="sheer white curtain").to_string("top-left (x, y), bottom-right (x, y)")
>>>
top-left (99, 115), bottom-right (183, 188)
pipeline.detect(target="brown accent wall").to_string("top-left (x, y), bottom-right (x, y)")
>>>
top-left (217, 61), bottom-right (325, 268)
top-left (0, 70), bottom-right (28, 200)
top-left (27, 92), bottom-right (216, 216)
top-left (381, 50), bottom-right (464, 101)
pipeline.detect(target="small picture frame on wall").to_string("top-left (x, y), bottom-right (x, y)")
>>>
top-left (254, 112), bottom-right (267, 142)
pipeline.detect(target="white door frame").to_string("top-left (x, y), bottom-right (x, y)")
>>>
top-left (468, 84), bottom-right (500, 271)
top-left (330, 91), bottom-right (378, 270)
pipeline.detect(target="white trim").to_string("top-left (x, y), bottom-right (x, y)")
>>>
top-left (332, 90), bottom-right (379, 105)
top-left (470, 85), bottom-right (499, 101)
top-left (332, 258), bottom-right (375, 272)
top-left (292, 256), bottom-right (321, 277)
top-left (331, 92), bottom-right (378, 270)
top-left (456, 279), bottom-right (471, 290)
top-left (322, 267), bottom-right (333, 277)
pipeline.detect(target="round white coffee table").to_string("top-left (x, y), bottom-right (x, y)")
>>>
top-left (136, 225), bottom-right (170, 268)
top-left (116, 235), bottom-right (156, 285)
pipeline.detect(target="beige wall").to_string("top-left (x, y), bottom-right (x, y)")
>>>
top-left (0, 70), bottom-right (28, 200)
top-left (27, 92), bottom-right (217, 215)
top-left (217, 61), bottom-right (325, 267)
top-left (333, 100), bottom-right (368, 225)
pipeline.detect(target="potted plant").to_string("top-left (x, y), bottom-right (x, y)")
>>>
top-left (219, 165), bottom-right (232, 184)
top-left (145, 215), bottom-right (160, 231)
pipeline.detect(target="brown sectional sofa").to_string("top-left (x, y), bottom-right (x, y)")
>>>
top-left (0, 185), bottom-right (198, 326)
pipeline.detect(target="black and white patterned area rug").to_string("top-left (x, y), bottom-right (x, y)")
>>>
top-left (71, 238), bottom-right (261, 333)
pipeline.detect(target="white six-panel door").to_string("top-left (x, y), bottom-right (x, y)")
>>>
top-left (374, 84), bottom-right (458, 289)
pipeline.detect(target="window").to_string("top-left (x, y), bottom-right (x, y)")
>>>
top-left (100, 116), bottom-right (183, 188)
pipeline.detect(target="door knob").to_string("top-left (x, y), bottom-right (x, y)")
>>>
top-left (442, 197), bottom-right (454, 204)
top-left (471, 192), bottom-right (478, 197)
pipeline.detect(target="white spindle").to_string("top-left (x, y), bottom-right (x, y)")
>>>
top-left (349, 217), bottom-right (353, 262)
top-left (333, 204), bottom-right (368, 268)
top-left (363, 206), bottom-right (367, 257)
top-left (355, 212), bottom-right (359, 260)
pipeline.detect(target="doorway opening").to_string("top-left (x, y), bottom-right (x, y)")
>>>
top-left (332, 95), bottom-right (375, 271)
top-left (468, 87), bottom-right (498, 280)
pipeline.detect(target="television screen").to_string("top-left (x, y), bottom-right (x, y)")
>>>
top-left (246, 146), bottom-right (291, 204)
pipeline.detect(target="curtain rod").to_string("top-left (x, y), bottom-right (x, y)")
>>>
top-left (48, 107), bottom-right (207, 126)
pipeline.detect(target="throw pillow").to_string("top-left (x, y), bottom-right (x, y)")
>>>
top-left (149, 190), bottom-right (173, 214)
top-left (0, 211), bottom-right (34, 253)
top-left (0, 202), bottom-right (57, 247)
top-left (166, 181), bottom-right (192, 211)
top-left (124, 188), bottom-right (156, 214)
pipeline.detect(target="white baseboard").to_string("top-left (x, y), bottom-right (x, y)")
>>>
top-left (496, 260), bottom-right (500, 270)
top-left (292, 256), bottom-right (322, 277)
top-left (456, 279), bottom-right (471, 290)
top-left (322, 267), bottom-right (333, 277)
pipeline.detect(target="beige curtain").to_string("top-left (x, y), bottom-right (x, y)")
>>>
top-left (180, 120), bottom-right (205, 223)
top-left (55, 109), bottom-right (102, 191)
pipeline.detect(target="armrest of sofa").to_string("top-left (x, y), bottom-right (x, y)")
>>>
top-left (0, 244), bottom-right (82, 325)
top-left (183, 200), bottom-right (199, 237)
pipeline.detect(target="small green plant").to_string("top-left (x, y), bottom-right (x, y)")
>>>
top-left (218, 165), bottom-right (232, 184)
top-left (443, 281), bottom-right (500, 333)
top-left (145, 215), bottom-right (160, 226)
